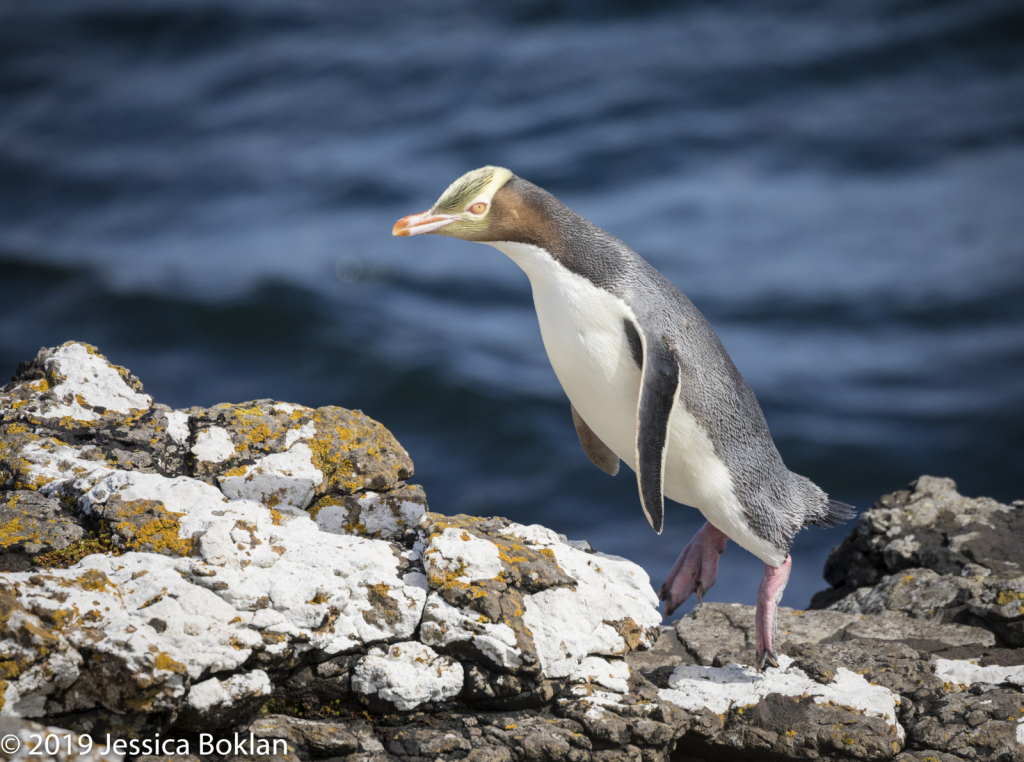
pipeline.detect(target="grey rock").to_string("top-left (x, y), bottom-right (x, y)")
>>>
top-left (788, 640), bottom-right (948, 703)
top-left (309, 483), bottom-right (427, 542)
top-left (814, 477), bottom-right (1024, 649)
top-left (831, 568), bottom-right (983, 623)
top-left (7, 345), bottom-right (1024, 762)
top-left (248, 714), bottom-right (363, 757)
top-left (676, 692), bottom-right (901, 762)
top-left (674, 602), bottom-right (994, 666)
top-left (843, 611), bottom-right (996, 652)
top-left (815, 475), bottom-right (1024, 604)
top-left (189, 401), bottom-right (413, 498)
top-left (0, 714), bottom-right (117, 761)
top-left (907, 688), bottom-right (1024, 761)
top-left (625, 626), bottom-right (696, 692)
top-left (279, 654), bottom-right (359, 710)
top-left (893, 752), bottom-right (964, 762)
top-left (0, 489), bottom-right (86, 570)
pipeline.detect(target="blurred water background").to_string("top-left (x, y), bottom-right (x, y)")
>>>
top-left (1, 0), bottom-right (1022, 615)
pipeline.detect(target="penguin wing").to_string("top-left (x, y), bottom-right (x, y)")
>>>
top-left (571, 404), bottom-right (620, 476)
top-left (634, 331), bottom-right (681, 534)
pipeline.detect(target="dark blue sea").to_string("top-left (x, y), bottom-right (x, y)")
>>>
top-left (1, 0), bottom-right (1022, 615)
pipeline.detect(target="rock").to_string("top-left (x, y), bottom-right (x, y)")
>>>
top-left (674, 602), bottom-right (995, 666)
top-left (932, 657), bottom-right (1024, 689)
top-left (5, 345), bottom-right (1024, 762)
top-left (178, 670), bottom-right (273, 731)
top-left (0, 490), bottom-right (86, 571)
top-left (419, 513), bottom-right (661, 685)
top-left (78, 471), bottom-right (428, 650)
top-left (0, 714), bottom-right (122, 761)
top-left (906, 687), bottom-right (1024, 760)
top-left (0, 344), bottom-right (431, 734)
top-left (351, 641), bottom-right (464, 711)
top-left (814, 476), bottom-right (1024, 650)
top-left (0, 342), bottom-right (151, 431)
top-left (893, 752), bottom-right (964, 762)
top-left (276, 653), bottom-right (359, 710)
top-left (820, 475), bottom-right (1024, 589)
top-left (0, 423), bottom-right (117, 496)
top-left (248, 714), bottom-right (363, 757)
top-left (189, 401), bottom-right (413, 503)
top-left (829, 567), bottom-right (983, 623)
top-left (659, 654), bottom-right (904, 758)
top-left (311, 483), bottom-right (428, 542)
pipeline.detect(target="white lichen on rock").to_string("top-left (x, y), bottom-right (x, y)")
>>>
top-left (315, 489), bottom-right (426, 541)
top-left (37, 343), bottom-right (152, 422)
top-left (164, 410), bottom-right (191, 445)
top-left (80, 471), bottom-right (427, 653)
top-left (419, 593), bottom-right (523, 670)
top-left (521, 545), bottom-right (661, 678)
top-left (217, 443), bottom-right (322, 510)
top-left (351, 642), bottom-right (464, 711)
top-left (568, 656), bottom-right (631, 694)
top-left (190, 426), bottom-right (234, 464)
top-left (186, 670), bottom-right (273, 713)
top-left (659, 655), bottom-right (904, 741)
top-left (423, 526), bottom-right (505, 583)
top-left (933, 658), bottom-right (1024, 688)
top-left (16, 437), bottom-right (116, 495)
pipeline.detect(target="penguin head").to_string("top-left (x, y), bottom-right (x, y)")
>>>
top-left (393, 166), bottom-right (515, 239)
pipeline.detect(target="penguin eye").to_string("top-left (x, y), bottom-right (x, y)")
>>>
top-left (468, 202), bottom-right (487, 215)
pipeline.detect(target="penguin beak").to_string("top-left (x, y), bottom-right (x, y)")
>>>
top-left (392, 210), bottom-right (459, 237)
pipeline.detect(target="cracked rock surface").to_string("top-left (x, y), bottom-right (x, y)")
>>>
top-left (1, 344), bottom-right (1022, 762)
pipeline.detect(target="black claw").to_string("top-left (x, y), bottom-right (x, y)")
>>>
top-left (696, 584), bottom-right (705, 604)
top-left (756, 649), bottom-right (779, 672)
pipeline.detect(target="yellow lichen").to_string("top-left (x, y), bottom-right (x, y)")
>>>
top-left (110, 500), bottom-right (196, 557)
top-left (0, 515), bottom-right (29, 546)
top-left (307, 494), bottom-right (345, 522)
top-left (151, 652), bottom-right (187, 675)
top-left (75, 570), bottom-right (112, 592)
top-left (995, 590), bottom-right (1024, 606)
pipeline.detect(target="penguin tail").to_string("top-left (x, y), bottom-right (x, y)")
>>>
top-left (812, 499), bottom-right (857, 528)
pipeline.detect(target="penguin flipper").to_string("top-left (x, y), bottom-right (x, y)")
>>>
top-left (571, 404), bottom-right (620, 476)
top-left (635, 333), bottom-right (681, 535)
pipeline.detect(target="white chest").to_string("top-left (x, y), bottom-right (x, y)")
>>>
top-left (490, 241), bottom-right (641, 465)
top-left (486, 241), bottom-right (778, 563)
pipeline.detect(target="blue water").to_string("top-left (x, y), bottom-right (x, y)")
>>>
top-left (1, 0), bottom-right (1022, 615)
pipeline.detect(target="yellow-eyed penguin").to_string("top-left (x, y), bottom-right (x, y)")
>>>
top-left (393, 166), bottom-right (854, 669)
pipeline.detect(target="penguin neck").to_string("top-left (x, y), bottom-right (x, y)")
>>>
top-left (486, 240), bottom-right (563, 286)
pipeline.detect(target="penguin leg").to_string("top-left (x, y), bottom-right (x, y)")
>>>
top-left (755, 554), bottom-right (792, 671)
top-left (659, 521), bottom-right (729, 615)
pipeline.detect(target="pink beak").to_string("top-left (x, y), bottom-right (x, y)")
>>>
top-left (392, 209), bottom-right (458, 237)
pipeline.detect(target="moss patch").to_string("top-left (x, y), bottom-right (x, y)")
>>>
top-left (33, 526), bottom-right (122, 570)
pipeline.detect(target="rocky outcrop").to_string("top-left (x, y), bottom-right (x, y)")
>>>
top-left (1, 343), bottom-right (1022, 762)
top-left (812, 475), bottom-right (1024, 651)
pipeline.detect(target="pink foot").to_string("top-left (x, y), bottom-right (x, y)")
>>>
top-left (659, 522), bottom-right (729, 615)
top-left (755, 554), bottom-right (792, 671)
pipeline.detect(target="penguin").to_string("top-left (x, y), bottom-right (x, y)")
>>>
top-left (393, 166), bottom-right (854, 669)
